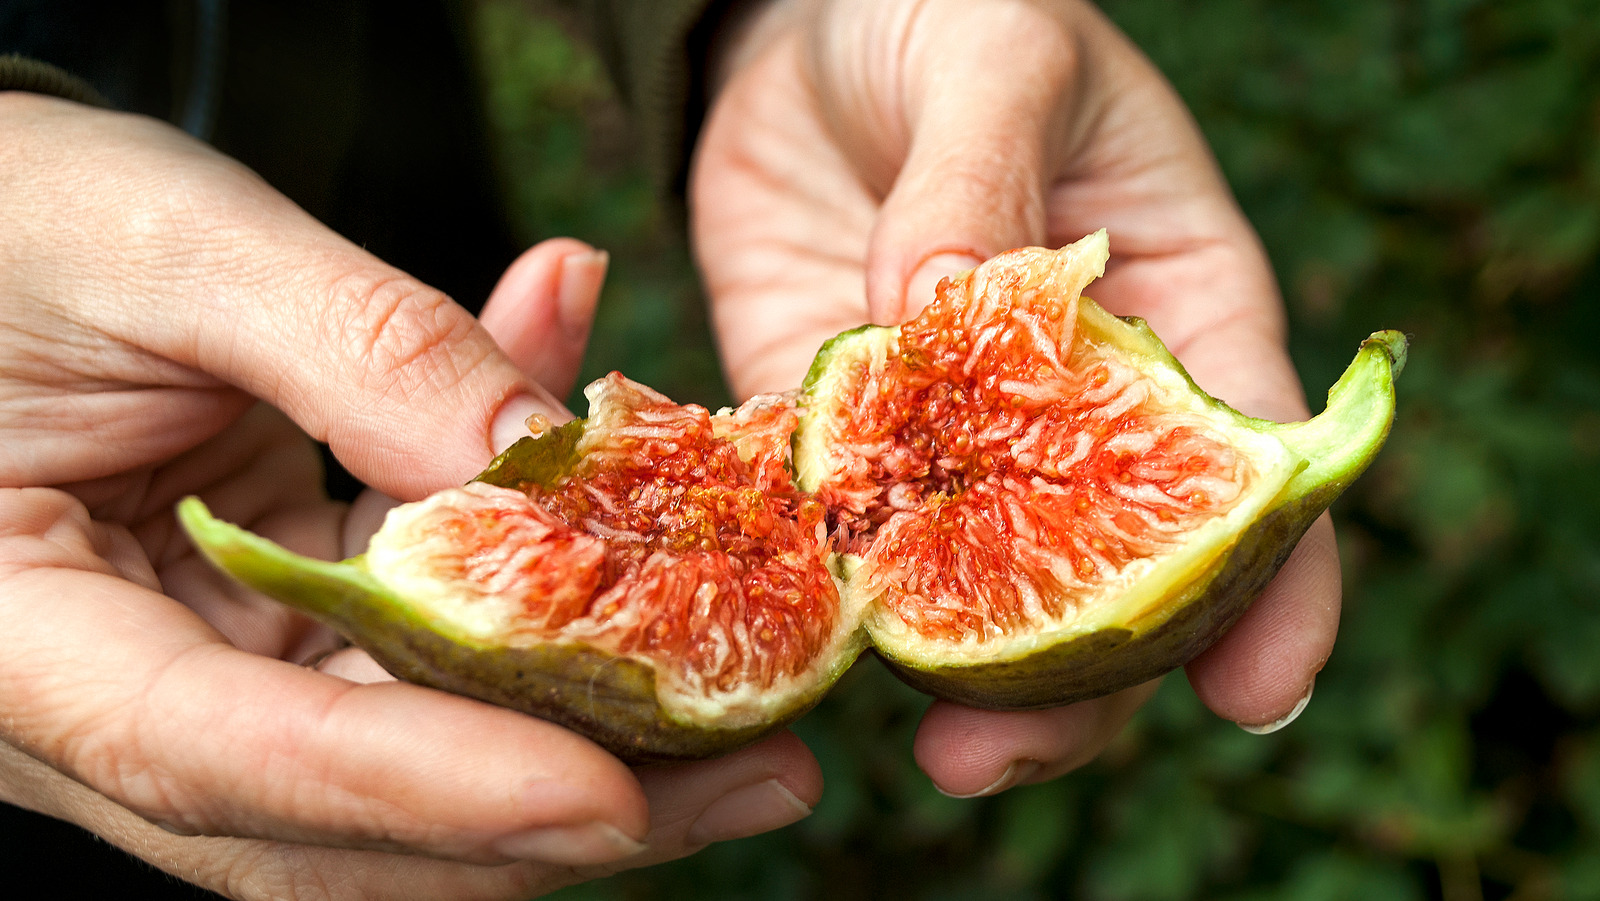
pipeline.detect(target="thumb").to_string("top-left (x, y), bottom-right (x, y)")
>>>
top-left (142, 197), bottom-right (569, 502)
top-left (0, 98), bottom-right (560, 501)
top-left (228, 243), bottom-right (565, 501)
top-left (861, 4), bottom-right (1079, 322)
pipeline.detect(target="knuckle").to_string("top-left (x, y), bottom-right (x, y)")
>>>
top-left (324, 270), bottom-right (488, 404)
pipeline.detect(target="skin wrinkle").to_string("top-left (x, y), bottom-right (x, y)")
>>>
top-left (224, 842), bottom-right (350, 901)
top-left (1040, 24), bottom-right (1093, 176)
top-left (715, 137), bottom-right (859, 227)
top-left (1159, 301), bottom-right (1277, 369)
top-left (854, 0), bottom-right (921, 183)
top-left (68, 467), bottom-right (159, 528)
top-left (1084, 221), bottom-right (1236, 264)
top-left (1, 317), bottom-right (234, 424)
top-left (215, 673), bottom-right (385, 846)
top-left (706, 234), bottom-right (862, 298)
top-left (171, 418), bottom-right (323, 518)
top-left (324, 273), bottom-right (467, 403)
top-left (0, 492), bottom-right (127, 579)
top-left (697, 140), bottom-right (874, 269)
top-left (1047, 173), bottom-right (1228, 250)
top-left (228, 843), bottom-right (545, 901)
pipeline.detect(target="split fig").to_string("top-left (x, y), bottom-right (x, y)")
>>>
top-left (180, 230), bottom-right (1404, 761)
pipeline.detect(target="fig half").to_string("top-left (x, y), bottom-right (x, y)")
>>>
top-left (794, 230), bottom-right (1404, 707)
top-left (180, 230), bottom-right (1404, 760)
top-left (180, 378), bottom-right (868, 762)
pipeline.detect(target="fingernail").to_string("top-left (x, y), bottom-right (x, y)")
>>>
top-left (1238, 677), bottom-right (1316, 735)
top-left (686, 778), bottom-right (813, 846)
top-left (489, 391), bottom-right (566, 455)
top-left (556, 249), bottom-right (607, 343)
top-left (155, 818), bottom-right (202, 836)
top-left (493, 821), bottom-right (646, 866)
top-left (311, 647), bottom-right (396, 684)
top-left (937, 759), bottom-right (1041, 799)
top-left (905, 252), bottom-right (984, 318)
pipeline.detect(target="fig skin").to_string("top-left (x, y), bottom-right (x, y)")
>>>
top-left (876, 330), bottom-right (1405, 709)
top-left (178, 498), bottom-right (854, 763)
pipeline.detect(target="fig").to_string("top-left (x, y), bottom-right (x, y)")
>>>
top-left (180, 378), bottom-right (867, 762)
top-left (793, 230), bottom-right (1403, 708)
top-left (179, 230), bottom-right (1404, 761)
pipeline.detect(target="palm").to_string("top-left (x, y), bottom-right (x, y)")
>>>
top-left (692, 32), bottom-right (880, 397)
top-left (125, 405), bottom-right (350, 663)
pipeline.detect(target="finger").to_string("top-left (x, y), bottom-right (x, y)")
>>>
top-left (993, 4), bottom-right (1303, 420)
top-left (314, 646), bottom-right (396, 684)
top-left (478, 237), bottom-right (607, 401)
top-left (0, 490), bottom-right (648, 866)
top-left (912, 681), bottom-right (1158, 797)
top-left (633, 730), bottom-right (820, 852)
top-left (121, 403), bottom-right (349, 660)
top-left (1185, 514), bottom-right (1340, 731)
top-left (184, 219), bottom-right (568, 500)
top-left (4, 100), bottom-right (561, 499)
top-left (548, 731), bottom-right (822, 891)
top-left (344, 487), bottom-right (404, 557)
top-left (4, 730), bottom-right (821, 901)
top-left (857, 2), bottom-right (1078, 322)
top-left (1, 738), bottom-right (560, 901)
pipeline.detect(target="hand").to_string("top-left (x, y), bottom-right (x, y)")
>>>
top-left (690, 0), bottom-right (1337, 795)
top-left (0, 92), bottom-right (818, 900)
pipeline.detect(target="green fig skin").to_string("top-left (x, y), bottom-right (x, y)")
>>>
top-left (473, 419), bottom-right (583, 491)
top-left (176, 498), bottom-right (840, 763)
top-left (869, 329), bottom-right (1407, 709)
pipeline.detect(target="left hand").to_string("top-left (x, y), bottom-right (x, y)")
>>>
top-left (690, 0), bottom-right (1338, 796)
top-left (0, 93), bottom-right (820, 896)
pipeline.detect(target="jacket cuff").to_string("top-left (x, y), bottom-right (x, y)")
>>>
top-left (0, 54), bottom-right (111, 108)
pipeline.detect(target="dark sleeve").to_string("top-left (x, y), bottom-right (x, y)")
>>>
top-left (579, 0), bottom-right (735, 199)
top-left (0, 53), bottom-right (110, 107)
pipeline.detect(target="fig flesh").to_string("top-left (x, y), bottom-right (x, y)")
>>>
top-left (180, 380), bottom-right (868, 762)
top-left (794, 230), bottom-right (1404, 707)
top-left (180, 230), bottom-right (1404, 760)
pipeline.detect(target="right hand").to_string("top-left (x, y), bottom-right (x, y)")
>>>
top-left (0, 92), bottom-right (819, 900)
top-left (691, 0), bottom-right (1337, 797)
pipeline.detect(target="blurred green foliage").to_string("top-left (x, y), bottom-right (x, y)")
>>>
top-left (471, 0), bottom-right (1600, 898)
top-left (473, 0), bottom-right (729, 407)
